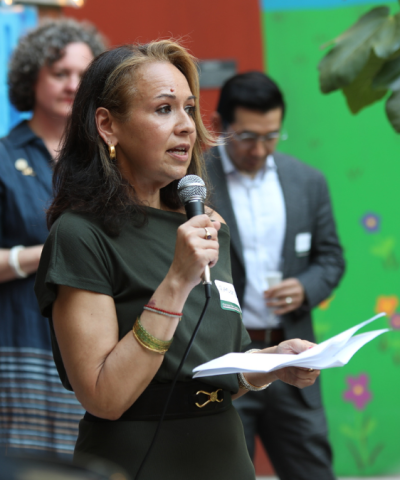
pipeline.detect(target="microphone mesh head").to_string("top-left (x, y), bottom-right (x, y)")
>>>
top-left (177, 175), bottom-right (207, 204)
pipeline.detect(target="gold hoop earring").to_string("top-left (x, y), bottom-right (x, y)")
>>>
top-left (108, 144), bottom-right (116, 160)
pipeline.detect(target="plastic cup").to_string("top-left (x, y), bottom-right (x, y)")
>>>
top-left (266, 271), bottom-right (283, 288)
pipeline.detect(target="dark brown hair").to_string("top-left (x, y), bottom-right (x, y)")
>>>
top-left (217, 71), bottom-right (285, 126)
top-left (47, 40), bottom-right (216, 235)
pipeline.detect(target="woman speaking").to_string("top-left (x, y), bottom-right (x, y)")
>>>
top-left (35, 41), bottom-right (319, 479)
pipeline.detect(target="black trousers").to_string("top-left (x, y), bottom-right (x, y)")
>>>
top-left (234, 342), bottom-right (336, 480)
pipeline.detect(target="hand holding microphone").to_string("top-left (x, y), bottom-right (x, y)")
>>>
top-left (167, 175), bottom-right (220, 296)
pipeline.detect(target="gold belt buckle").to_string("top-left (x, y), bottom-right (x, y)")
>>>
top-left (195, 389), bottom-right (223, 408)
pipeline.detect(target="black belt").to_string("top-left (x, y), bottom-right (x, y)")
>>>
top-left (247, 328), bottom-right (285, 345)
top-left (84, 380), bottom-right (232, 422)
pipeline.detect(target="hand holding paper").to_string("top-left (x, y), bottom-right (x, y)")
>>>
top-left (193, 313), bottom-right (389, 378)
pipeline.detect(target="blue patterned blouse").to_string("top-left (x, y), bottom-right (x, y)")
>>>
top-left (0, 121), bottom-right (84, 457)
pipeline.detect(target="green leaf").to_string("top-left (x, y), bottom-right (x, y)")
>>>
top-left (319, 7), bottom-right (390, 93)
top-left (372, 55), bottom-right (400, 90)
top-left (371, 237), bottom-right (395, 257)
top-left (373, 13), bottom-right (400, 59)
top-left (361, 417), bottom-right (377, 437)
top-left (369, 443), bottom-right (385, 466)
top-left (340, 425), bottom-right (356, 439)
top-left (342, 50), bottom-right (387, 114)
top-left (347, 441), bottom-right (365, 470)
top-left (385, 89), bottom-right (400, 132)
top-left (321, 6), bottom-right (390, 48)
top-left (379, 335), bottom-right (389, 351)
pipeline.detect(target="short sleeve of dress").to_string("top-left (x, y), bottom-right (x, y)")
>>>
top-left (35, 212), bottom-right (113, 318)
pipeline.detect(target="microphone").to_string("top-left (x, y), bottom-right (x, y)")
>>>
top-left (177, 175), bottom-right (211, 286)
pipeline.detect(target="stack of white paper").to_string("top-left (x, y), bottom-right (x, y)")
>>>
top-left (193, 313), bottom-right (389, 378)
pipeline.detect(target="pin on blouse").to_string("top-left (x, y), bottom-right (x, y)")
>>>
top-left (15, 158), bottom-right (36, 177)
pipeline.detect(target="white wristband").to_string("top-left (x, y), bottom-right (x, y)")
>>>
top-left (8, 245), bottom-right (28, 278)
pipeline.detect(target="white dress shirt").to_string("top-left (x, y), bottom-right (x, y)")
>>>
top-left (218, 144), bottom-right (286, 329)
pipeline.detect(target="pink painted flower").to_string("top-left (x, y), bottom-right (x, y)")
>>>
top-left (343, 373), bottom-right (372, 410)
top-left (361, 213), bottom-right (380, 233)
top-left (390, 313), bottom-right (400, 330)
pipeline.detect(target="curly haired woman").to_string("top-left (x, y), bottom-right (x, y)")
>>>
top-left (0, 18), bottom-right (105, 458)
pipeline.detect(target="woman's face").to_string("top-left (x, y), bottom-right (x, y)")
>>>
top-left (34, 42), bottom-right (94, 120)
top-left (112, 61), bottom-right (197, 192)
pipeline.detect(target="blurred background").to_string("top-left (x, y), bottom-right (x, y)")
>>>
top-left (0, 0), bottom-right (399, 477)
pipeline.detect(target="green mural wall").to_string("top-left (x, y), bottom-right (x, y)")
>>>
top-left (262, 2), bottom-right (400, 476)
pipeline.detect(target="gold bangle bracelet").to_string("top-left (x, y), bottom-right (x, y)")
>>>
top-left (132, 317), bottom-right (173, 355)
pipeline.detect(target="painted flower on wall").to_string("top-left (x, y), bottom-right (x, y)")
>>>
top-left (319, 295), bottom-right (335, 310)
top-left (375, 295), bottom-right (399, 316)
top-left (390, 313), bottom-right (400, 330)
top-left (361, 213), bottom-right (380, 233)
top-left (344, 373), bottom-right (372, 410)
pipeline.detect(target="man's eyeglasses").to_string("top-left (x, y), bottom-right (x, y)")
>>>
top-left (228, 130), bottom-right (288, 145)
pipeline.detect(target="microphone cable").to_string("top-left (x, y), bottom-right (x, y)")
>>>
top-left (134, 282), bottom-right (212, 480)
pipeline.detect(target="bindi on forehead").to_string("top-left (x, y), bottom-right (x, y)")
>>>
top-left (170, 88), bottom-right (174, 92)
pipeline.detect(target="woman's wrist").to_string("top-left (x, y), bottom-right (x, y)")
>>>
top-left (160, 270), bottom-right (192, 307)
top-left (260, 345), bottom-right (279, 355)
top-left (18, 245), bottom-right (43, 276)
top-left (242, 347), bottom-right (281, 388)
top-left (4, 244), bottom-right (43, 281)
top-left (236, 349), bottom-right (278, 392)
top-left (137, 272), bottom-right (190, 342)
top-left (243, 371), bottom-right (276, 388)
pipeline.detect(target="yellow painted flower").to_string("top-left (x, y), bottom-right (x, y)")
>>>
top-left (375, 296), bottom-right (399, 316)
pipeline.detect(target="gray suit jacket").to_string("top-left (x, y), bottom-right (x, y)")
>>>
top-left (205, 147), bottom-right (345, 407)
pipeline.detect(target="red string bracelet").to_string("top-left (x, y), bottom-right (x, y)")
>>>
top-left (143, 304), bottom-right (183, 319)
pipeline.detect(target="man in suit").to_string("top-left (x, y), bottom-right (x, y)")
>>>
top-left (206, 72), bottom-right (345, 480)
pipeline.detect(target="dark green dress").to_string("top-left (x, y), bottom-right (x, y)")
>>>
top-left (35, 208), bottom-right (254, 479)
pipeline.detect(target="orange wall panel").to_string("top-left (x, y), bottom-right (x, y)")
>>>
top-left (64, 0), bottom-right (264, 122)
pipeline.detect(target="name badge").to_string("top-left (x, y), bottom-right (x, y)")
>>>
top-left (295, 232), bottom-right (312, 256)
top-left (214, 280), bottom-right (242, 316)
